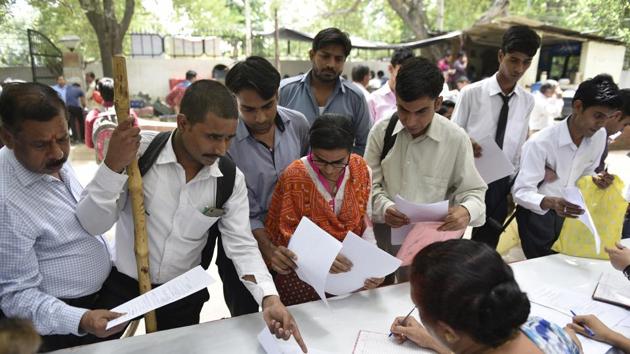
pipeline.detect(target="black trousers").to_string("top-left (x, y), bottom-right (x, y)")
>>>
top-left (516, 207), bottom-right (564, 259)
top-left (96, 268), bottom-right (210, 332)
top-left (471, 176), bottom-right (511, 249)
top-left (67, 105), bottom-right (85, 142)
top-left (202, 225), bottom-right (259, 316)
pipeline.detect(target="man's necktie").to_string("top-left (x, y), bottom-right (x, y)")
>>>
top-left (495, 93), bottom-right (514, 149)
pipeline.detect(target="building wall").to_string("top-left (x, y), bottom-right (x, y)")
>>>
top-left (0, 66), bottom-right (33, 82)
top-left (579, 41), bottom-right (626, 83)
top-left (620, 70), bottom-right (630, 89)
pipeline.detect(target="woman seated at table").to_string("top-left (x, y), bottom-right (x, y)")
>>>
top-left (390, 239), bottom-right (582, 354)
top-left (264, 114), bottom-right (383, 305)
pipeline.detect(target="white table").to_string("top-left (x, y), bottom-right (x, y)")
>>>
top-left (51, 250), bottom-right (622, 354)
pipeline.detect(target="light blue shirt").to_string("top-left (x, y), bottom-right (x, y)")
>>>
top-left (228, 106), bottom-right (310, 230)
top-left (279, 71), bottom-right (372, 155)
top-left (0, 147), bottom-right (111, 336)
top-left (52, 84), bottom-right (67, 104)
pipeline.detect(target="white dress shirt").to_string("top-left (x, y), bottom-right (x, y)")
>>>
top-left (452, 73), bottom-right (535, 169)
top-left (77, 132), bottom-right (278, 304)
top-left (512, 118), bottom-right (606, 215)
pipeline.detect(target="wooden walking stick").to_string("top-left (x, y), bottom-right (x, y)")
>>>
top-left (113, 55), bottom-right (158, 333)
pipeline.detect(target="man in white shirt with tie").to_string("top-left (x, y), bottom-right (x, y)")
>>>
top-left (76, 80), bottom-right (306, 351)
top-left (512, 74), bottom-right (621, 258)
top-left (452, 25), bottom-right (540, 249)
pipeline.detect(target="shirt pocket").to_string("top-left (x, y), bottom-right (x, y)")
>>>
top-left (417, 175), bottom-right (450, 202)
top-left (179, 206), bottom-right (220, 241)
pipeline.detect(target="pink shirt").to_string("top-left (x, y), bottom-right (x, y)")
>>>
top-left (367, 83), bottom-right (397, 123)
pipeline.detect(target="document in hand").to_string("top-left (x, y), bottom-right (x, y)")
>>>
top-left (396, 222), bottom-right (465, 266)
top-left (326, 232), bottom-right (401, 296)
top-left (288, 218), bottom-right (401, 302)
top-left (106, 266), bottom-right (215, 330)
top-left (563, 186), bottom-right (601, 253)
top-left (473, 136), bottom-right (515, 184)
top-left (593, 271), bottom-right (630, 308)
top-left (258, 327), bottom-right (333, 354)
top-left (391, 195), bottom-right (449, 245)
top-left (352, 330), bottom-right (433, 353)
top-left (288, 217), bottom-right (343, 305)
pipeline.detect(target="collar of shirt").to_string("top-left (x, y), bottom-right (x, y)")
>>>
top-left (391, 113), bottom-right (445, 142)
top-left (300, 70), bottom-right (345, 95)
top-left (557, 116), bottom-right (585, 150)
top-left (372, 82), bottom-right (395, 100)
top-left (153, 131), bottom-right (223, 181)
top-left (486, 73), bottom-right (524, 98)
top-left (6, 148), bottom-right (70, 187)
top-left (236, 111), bottom-right (288, 143)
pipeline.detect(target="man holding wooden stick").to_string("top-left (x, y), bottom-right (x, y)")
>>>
top-left (76, 80), bottom-right (307, 351)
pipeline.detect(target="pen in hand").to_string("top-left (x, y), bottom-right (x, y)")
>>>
top-left (389, 306), bottom-right (416, 337)
top-left (571, 310), bottom-right (596, 337)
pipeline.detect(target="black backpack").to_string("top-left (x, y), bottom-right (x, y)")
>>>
top-left (137, 130), bottom-right (236, 269)
top-left (380, 113), bottom-right (400, 161)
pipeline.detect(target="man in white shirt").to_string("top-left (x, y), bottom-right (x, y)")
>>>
top-left (529, 82), bottom-right (564, 134)
top-left (76, 80), bottom-right (306, 351)
top-left (367, 48), bottom-right (414, 123)
top-left (365, 57), bottom-right (487, 284)
top-left (452, 25), bottom-right (540, 249)
top-left (513, 74), bottom-right (622, 258)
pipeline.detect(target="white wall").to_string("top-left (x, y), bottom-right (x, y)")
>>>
top-left (0, 67), bottom-right (33, 82)
top-left (620, 70), bottom-right (630, 89)
top-left (579, 41), bottom-right (626, 83)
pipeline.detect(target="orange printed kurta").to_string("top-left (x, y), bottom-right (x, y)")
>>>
top-left (265, 154), bottom-right (371, 305)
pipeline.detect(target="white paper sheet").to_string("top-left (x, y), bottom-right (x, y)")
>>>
top-left (352, 330), bottom-right (433, 354)
top-left (473, 136), bottom-right (515, 184)
top-left (393, 195), bottom-right (448, 223)
top-left (593, 271), bottom-right (630, 308)
top-left (391, 196), bottom-right (449, 245)
top-left (288, 217), bottom-right (343, 305)
top-left (325, 232), bottom-right (401, 296)
top-left (563, 186), bottom-right (601, 254)
top-left (257, 327), bottom-right (332, 354)
top-left (106, 266), bottom-right (215, 329)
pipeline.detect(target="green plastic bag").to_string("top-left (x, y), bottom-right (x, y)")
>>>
top-left (552, 176), bottom-right (627, 259)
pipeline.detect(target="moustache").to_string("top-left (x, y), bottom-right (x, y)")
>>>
top-left (45, 156), bottom-right (68, 169)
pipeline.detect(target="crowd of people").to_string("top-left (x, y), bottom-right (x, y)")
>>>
top-left (1, 24), bottom-right (630, 354)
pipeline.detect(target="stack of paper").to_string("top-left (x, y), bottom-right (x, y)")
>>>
top-left (288, 217), bottom-right (401, 303)
top-left (391, 195), bottom-right (449, 245)
top-left (473, 136), bottom-right (515, 184)
top-left (106, 266), bottom-right (215, 330)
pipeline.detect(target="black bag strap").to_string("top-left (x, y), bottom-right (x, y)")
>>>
top-left (216, 156), bottom-right (236, 208)
top-left (138, 131), bottom-right (172, 176)
top-left (380, 113), bottom-right (399, 161)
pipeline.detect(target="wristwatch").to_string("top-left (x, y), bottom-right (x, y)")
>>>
top-left (623, 265), bottom-right (630, 281)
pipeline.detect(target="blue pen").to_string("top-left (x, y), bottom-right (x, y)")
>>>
top-left (570, 310), bottom-right (595, 337)
top-left (389, 306), bottom-right (417, 337)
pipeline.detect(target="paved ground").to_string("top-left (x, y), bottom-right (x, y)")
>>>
top-left (68, 143), bottom-right (630, 336)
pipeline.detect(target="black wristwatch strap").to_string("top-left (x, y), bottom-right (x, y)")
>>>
top-left (623, 265), bottom-right (630, 280)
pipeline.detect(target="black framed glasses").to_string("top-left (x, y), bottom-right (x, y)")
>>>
top-left (311, 155), bottom-right (350, 169)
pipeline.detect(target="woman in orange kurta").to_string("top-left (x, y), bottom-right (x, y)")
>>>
top-left (265, 114), bottom-right (383, 305)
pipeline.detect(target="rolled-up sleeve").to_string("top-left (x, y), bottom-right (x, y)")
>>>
top-left (0, 204), bottom-right (87, 336)
top-left (218, 169), bottom-right (278, 304)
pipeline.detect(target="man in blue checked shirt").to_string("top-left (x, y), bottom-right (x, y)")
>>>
top-left (0, 83), bottom-right (127, 351)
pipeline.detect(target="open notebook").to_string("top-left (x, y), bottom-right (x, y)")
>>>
top-left (593, 271), bottom-right (630, 308)
top-left (352, 330), bottom-right (435, 354)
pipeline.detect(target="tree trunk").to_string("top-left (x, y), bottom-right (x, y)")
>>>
top-left (80, 0), bottom-right (135, 77)
top-left (387, 0), bottom-right (441, 61)
top-left (475, 0), bottom-right (510, 25)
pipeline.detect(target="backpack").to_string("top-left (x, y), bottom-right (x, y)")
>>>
top-left (137, 130), bottom-right (236, 269)
top-left (380, 113), bottom-right (399, 161)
